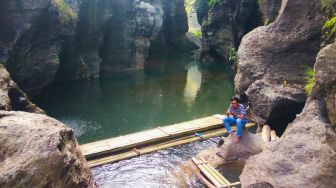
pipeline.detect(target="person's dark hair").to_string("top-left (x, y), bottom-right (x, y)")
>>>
top-left (230, 96), bottom-right (239, 102)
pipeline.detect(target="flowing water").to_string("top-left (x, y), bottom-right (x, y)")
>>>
top-left (34, 53), bottom-right (237, 187)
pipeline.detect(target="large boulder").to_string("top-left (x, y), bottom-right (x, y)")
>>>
top-left (0, 110), bottom-right (96, 188)
top-left (240, 43), bottom-right (336, 188)
top-left (216, 128), bottom-right (264, 162)
top-left (235, 0), bottom-right (324, 127)
top-left (200, 0), bottom-right (261, 60)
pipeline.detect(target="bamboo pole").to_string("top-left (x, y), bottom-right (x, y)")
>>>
top-left (262, 125), bottom-right (271, 142)
top-left (192, 157), bottom-right (223, 187)
top-left (220, 181), bottom-right (241, 188)
top-left (201, 163), bottom-right (227, 186)
top-left (270, 130), bottom-right (277, 141)
top-left (199, 157), bottom-right (231, 186)
top-left (195, 171), bottom-right (217, 188)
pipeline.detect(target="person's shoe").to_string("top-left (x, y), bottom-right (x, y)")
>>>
top-left (234, 136), bottom-right (241, 143)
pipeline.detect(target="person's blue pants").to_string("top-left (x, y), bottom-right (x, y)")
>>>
top-left (223, 116), bottom-right (247, 137)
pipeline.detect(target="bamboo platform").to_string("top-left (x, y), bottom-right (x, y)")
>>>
top-left (80, 115), bottom-right (256, 168)
top-left (192, 157), bottom-right (241, 188)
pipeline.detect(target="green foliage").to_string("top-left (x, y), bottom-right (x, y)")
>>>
top-left (190, 29), bottom-right (202, 37)
top-left (320, 0), bottom-right (335, 15)
top-left (320, 0), bottom-right (336, 46)
top-left (228, 48), bottom-right (237, 64)
top-left (185, 0), bottom-right (193, 14)
top-left (208, 0), bottom-right (220, 8)
top-left (323, 16), bottom-right (336, 34)
top-left (305, 67), bottom-right (315, 96)
top-left (52, 0), bottom-right (77, 24)
top-left (264, 18), bottom-right (271, 26)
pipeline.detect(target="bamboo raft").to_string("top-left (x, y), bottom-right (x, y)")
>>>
top-left (192, 157), bottom-right (241, 188)
top-left (80, 115), bottom-right (256, 168)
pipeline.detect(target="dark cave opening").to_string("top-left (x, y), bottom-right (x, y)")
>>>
top-left (266, 101), bottom-right (305, 136)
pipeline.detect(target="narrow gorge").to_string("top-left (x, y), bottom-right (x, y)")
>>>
top-left (0, 0), bottom-right (335, 187)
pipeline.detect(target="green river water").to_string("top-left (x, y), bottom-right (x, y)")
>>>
top-left (34, 53), bottom-right (235, 144)
top-left (33, 53), bottom-right (238, 187)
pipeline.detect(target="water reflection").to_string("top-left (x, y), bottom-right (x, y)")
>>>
top-left (34, 53), bottom-right (234, 144)
top-left (183, 63), bottom-right (202, 107)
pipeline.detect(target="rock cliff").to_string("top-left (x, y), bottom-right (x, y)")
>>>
top-left (0, 0), bottom-right (188, 96)
top-left (0, 0), bottom-right (80, 96)
top-left (240, 42), bottom-right (336, 188)
top-left (258, 0), bottom-right (282, 24)
top-left (199, 0), bottom-right (261, 60)
top-left (0, 64), bottom-right (43, 113)
top-left (234, 0), bottom-right (324, 131)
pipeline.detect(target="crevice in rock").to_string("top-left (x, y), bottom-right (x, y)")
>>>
top-left (266, 102), bottom-right (305, 136)
top-left (8, 83), bottom-right (44, 113)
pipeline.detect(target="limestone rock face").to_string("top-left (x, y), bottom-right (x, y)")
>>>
top-left (1, 0), bottom-right (80, 97)
top-left (240, 43), bottom-right (336, 188)
top-left (1, 0), bottom-right (188, 96)
top-left (235, 0), bottom-right (324, 125)
top-left (0, 64), bottom-right (43, 113)
top-left (314, 43), bottom-right (336, 126)
top-left (200, 0), bottom-right (260, 60)
top-left (0, 110), bottom-right (96, 188)
top-left (258, 0), bottom-right (282, 23)
top-left (195, 0), bottom-right (209, 25)
top-left (98, 0), bottom-right (165, 72)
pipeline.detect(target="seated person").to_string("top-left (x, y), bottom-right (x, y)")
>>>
top-left (223, 96), bottom-right (247, 143)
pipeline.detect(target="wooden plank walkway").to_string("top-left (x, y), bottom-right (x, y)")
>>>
top-left (81, 116), bottom-right (222, 159)
top-left (86, 123), bottom-right (256, 167)
top-left (80, 115), bottom-right (256, 167)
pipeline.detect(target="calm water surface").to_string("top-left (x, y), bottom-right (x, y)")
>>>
top-left (34, 53), bottom-right (234, 144)
top-left (34, 53), bottom-right (237, 187)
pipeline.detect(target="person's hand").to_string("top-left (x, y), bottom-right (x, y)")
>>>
top-left (226, 111), bottom-right (232, 116)
top-left (237, 114), bottom-right (245, 119)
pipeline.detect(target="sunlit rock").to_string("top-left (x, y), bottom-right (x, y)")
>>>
top-left (0, 110), bottom-right (96, 188)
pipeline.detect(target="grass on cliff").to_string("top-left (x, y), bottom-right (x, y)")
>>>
top-left (185, 0), bottom-right (195, 14)
top-left (190, 29), bottom-right (202, 37)
top-left (320, 0), bottom-right (335, 14)
top-left (228, 48), bottom-right (237, 64)
top-left (208, 0), bottom-right (220, 8)
top-left (322, 16), bottom-right (336, 43)
top-left (52, 0), bottom-right (77, 24)
top-left (321, 0), bottom-right (336, 46)
top-left (305, 67), bottom-right (315, 96)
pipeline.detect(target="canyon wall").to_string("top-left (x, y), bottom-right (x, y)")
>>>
top-left (0, 0), bottom-right (188, 97)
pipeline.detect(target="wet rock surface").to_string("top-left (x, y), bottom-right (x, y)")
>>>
top-left (0, 110), bottom-right (96, 188)
top-left (235, 0), bottom-right (324, 125)
top-left (240, 43), bottom-right (336, 188)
